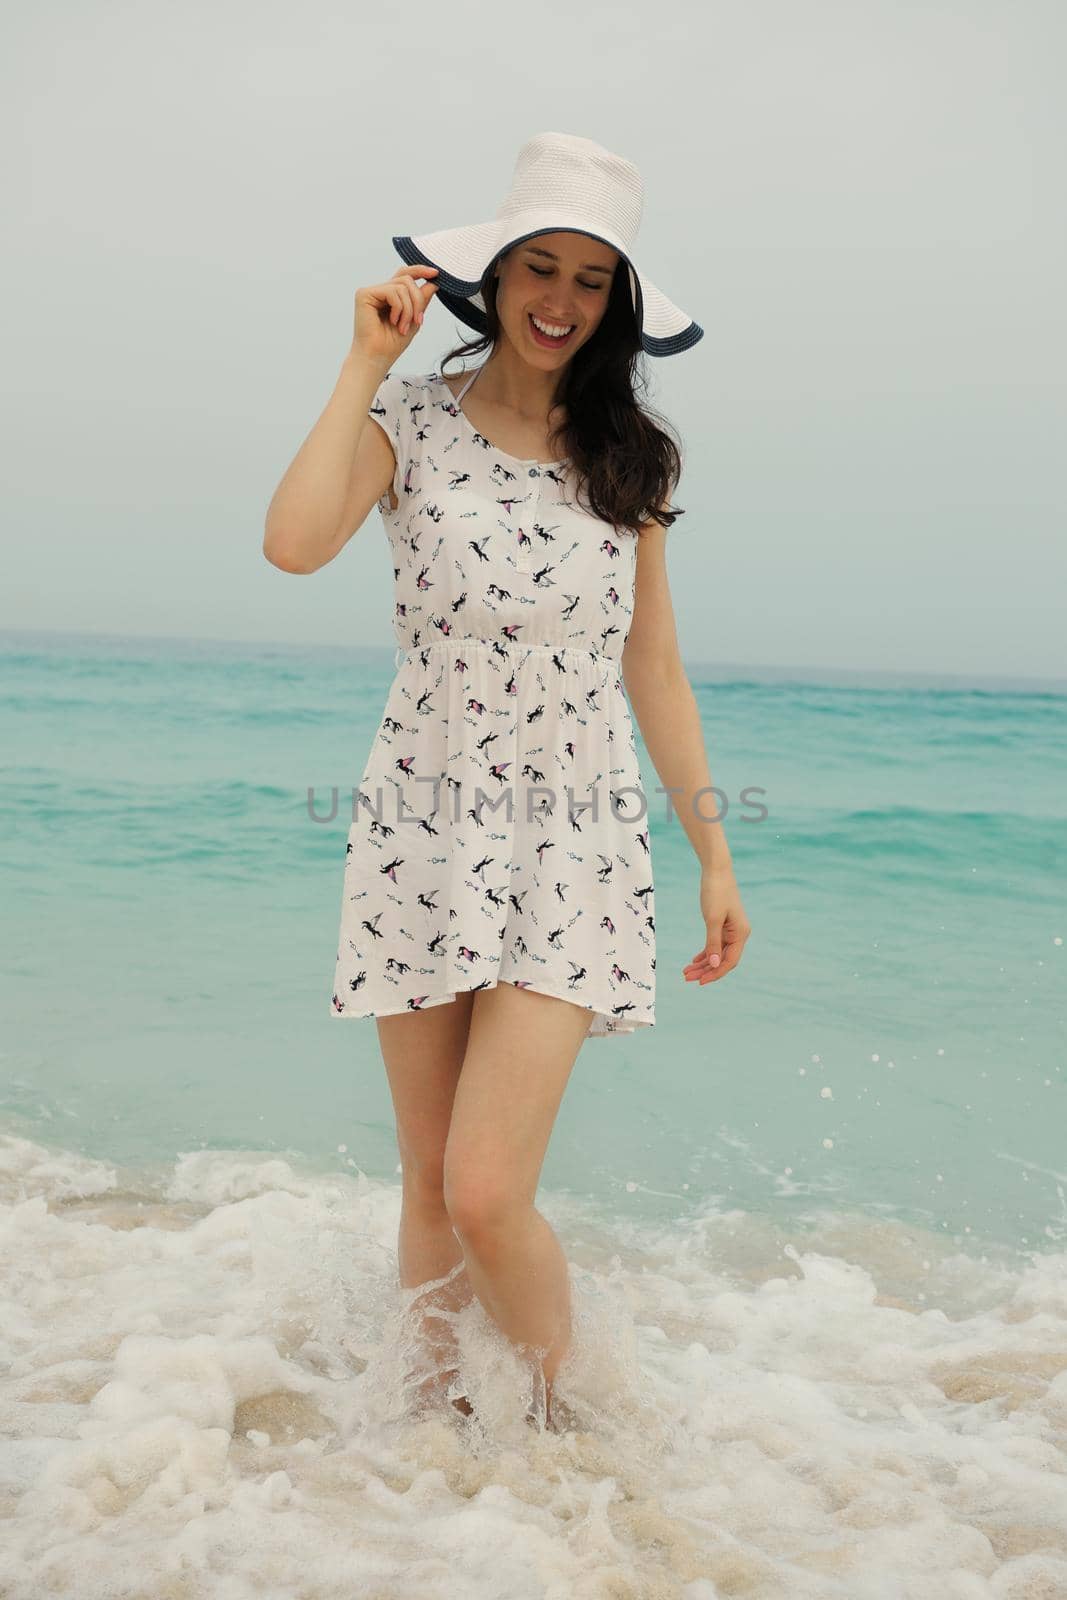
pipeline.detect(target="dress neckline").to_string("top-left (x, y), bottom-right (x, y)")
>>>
top-left (436, 370), bottom-right (569, 470)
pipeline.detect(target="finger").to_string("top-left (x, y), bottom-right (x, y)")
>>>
top-left (398, 282), bottom-right (421, 333)
top-left (401, 282), bottom-right (422, 331)
top-left (684, 942), bottom-right (722, 972)
top-left (697, 962), bottom-right (734, 984)
top-left (696, 941), bottom-right (743, 983)
top-left (393, 263), bottom-right (440, 282)
top-left (382, 268), bottom-right (438, 330)
top-left (409, 281), bottom-right (437, 327)
top-left (382, 285), bottom-right (404, 328)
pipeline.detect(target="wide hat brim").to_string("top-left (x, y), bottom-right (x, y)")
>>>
top-left (392, 214), bottom-right (703, 358)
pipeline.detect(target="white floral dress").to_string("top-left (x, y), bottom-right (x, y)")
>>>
top-left (330, 366), bottom-right (656, 1036)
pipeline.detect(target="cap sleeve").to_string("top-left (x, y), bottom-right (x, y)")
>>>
top-left (367, 368), bottom-right (413, 517)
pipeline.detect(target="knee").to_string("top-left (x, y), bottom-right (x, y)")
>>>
top-left (443, 1163), bottom-right (527, 1250)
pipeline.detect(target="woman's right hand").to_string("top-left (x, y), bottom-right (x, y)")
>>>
top-left (352, 264), bottom-right (440, 369)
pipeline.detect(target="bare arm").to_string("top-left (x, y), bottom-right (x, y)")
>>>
top-left (262, 264), bottom-right (439, 575)
top-left (622, 516), bottom-right (752, 985)
top-left (621, 521), bottom-right (732, 870)
top-left (263, 352), bottom-right (391, 574)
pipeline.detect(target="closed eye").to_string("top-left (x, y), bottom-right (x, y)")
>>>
top-left (528, 264), bottom-right (604, 292)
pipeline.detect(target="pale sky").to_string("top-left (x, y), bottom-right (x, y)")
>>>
top-left (4, 0), bottom-right (1064, 678)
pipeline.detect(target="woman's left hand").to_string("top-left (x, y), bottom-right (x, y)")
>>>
top-left (683, 861), bottom-right (751, 985)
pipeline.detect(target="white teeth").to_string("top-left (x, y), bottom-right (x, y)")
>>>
top-left (531, 315), bottom-right (574, 338)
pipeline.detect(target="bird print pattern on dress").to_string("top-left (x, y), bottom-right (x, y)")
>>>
top-left (330, 366), bottom-right (656, 1036)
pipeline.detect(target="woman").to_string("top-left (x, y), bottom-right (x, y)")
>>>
top-left (264, 133), bottom-right (751, 1430)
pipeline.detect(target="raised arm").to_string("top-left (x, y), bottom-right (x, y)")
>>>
top-left (262, 265), bottom-right (438, 575)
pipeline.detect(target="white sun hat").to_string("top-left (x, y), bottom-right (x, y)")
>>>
top-left (391, 130), bottom-right (703, 358)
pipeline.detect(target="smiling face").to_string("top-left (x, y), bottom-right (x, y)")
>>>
top-left (493, 231), bottom-right (620, 367)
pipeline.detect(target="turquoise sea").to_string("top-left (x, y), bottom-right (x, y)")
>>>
top-left (3, 627), bottom-right (1066, 1597)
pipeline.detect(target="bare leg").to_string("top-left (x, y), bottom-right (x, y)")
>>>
top-left (396, 1197), bottom-right (474, 1413)
top-left (378, 991), bottom-right (477, 1413)
top-left (443, 983), bottom-right (592, 1420)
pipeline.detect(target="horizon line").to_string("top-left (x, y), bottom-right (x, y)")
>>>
top-left (1, 623), bottom-right (1065, 696)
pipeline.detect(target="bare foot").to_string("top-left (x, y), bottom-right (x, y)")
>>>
top-left (527, 1384), bottom-right (578, 1434)
top-left (415, 1365), bottom-right (473, 1418)
top-left (526, 1376), bottom-right (555, 1432)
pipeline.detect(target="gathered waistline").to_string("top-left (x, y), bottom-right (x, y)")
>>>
top-left (394, 637), bottom-right (617, 669)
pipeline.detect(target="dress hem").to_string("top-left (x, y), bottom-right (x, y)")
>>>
top-left (330, 975), bottom-right (653, 1036)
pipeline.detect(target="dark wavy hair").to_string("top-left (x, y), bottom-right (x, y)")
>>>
top-left (438, 249), bottom-right (686, 538)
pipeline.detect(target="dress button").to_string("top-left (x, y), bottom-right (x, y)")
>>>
top-left (528, 467), bottom-right (538, 478)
